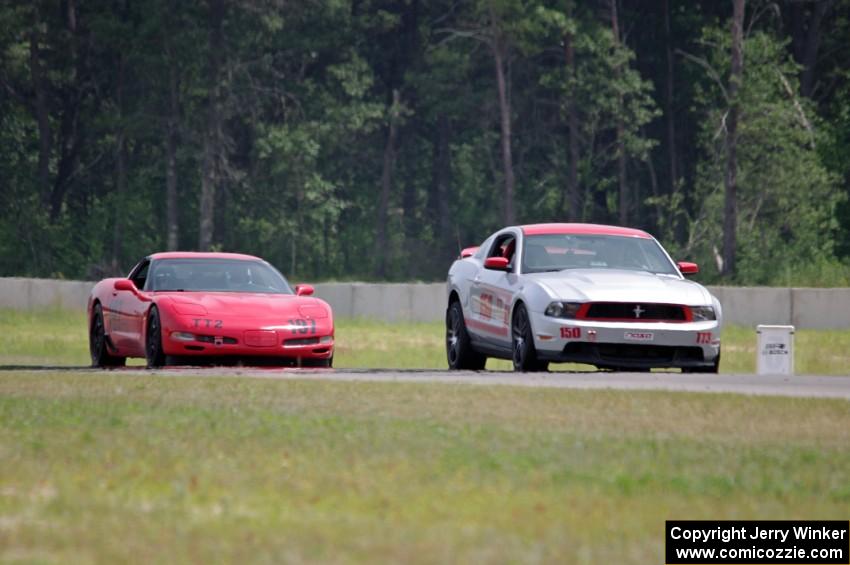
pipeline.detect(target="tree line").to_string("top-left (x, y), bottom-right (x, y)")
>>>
top-left (1, 0), bottom-right (848, 284)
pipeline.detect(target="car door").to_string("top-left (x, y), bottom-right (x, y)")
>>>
top-left (108, 259), bottom-right (150, 355)
top-left (467, 231), bottom-right (519, 348)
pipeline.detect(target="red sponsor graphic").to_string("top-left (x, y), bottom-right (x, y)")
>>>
top-left (479, 291), bottom-right (511, 325)
top-left (560, 327), bottom-right (581, 339)
top-left (696, 331), bottom-right (712, 344)
top-left (480, 293), bottom-right (493, 319)
top-left (495, 296), bottom-right (507, 325)
top-left (466, 318), bottom-right (509, 337)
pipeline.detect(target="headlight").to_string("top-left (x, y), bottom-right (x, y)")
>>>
top-left (544, 302), bottom-right (582, 318)
top-left (171, 332), bottom-right (196, 341)
top-left (173, 303), bottom-right (208, 315)
top-left (299, 305), bottom-right (328, 319)
top-left (691, 306), bottom-right (716, 321)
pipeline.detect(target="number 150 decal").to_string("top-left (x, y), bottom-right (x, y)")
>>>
top-left (561, 327), bottom-right (581, 339)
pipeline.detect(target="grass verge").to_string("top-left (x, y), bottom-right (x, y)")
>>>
top-left (1, 372), bottom-right (848, 563)
top-left (2, 308), bottom-right (850, 373)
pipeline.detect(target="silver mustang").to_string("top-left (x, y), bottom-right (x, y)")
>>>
top-left (445, 223), bottom-right (722, 372)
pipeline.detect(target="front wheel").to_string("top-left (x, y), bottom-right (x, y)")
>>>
top-left (511, 304), bottom-right (548, 372)
top-left (446, 300), bottom-right (486, 370)
top-left (145, 306), bottom-right (166, 368)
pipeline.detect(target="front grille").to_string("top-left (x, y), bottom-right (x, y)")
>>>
top-left (583, 302), bottom-right (686, 321)
top-left (244, 330), bottom-right (278, 347)
top-left (563, 342), bottom-right (703, 363)
top-left (284, 337), bottom-right (320, 347)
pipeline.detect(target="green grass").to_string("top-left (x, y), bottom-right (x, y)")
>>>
top-left (0, 308), bottom-right (96, 366)
top-left (2, 308), bottom-right (850, 374)
top-left (1, 373), bottom-right (848, 563)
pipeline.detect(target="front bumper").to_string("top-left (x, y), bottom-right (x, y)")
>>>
top-left (160, 314), bottom-right (334, 361)
top-left (529, 311), bottom-right (720, 369)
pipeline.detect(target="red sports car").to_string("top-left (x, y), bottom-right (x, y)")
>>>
top-left (88, 252), bottom-right (334, 368)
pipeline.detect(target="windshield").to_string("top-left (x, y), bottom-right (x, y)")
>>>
top-left (147, 259), bottom-right (294, 293)
top-left (521, 234), bottom-right (679, 275)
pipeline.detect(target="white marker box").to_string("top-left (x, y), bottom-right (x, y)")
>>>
top-left (756, 325), bottom-right (795, 376)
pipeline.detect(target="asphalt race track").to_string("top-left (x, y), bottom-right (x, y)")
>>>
top-left (3, 367), bottom-right (849, 400)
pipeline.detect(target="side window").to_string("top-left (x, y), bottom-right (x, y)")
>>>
top-left (488, 234), bottom-right (517, 270)
top-left (129, 259), bottom-right (150, 290)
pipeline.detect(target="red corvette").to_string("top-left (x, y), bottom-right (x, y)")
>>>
top-left (88, 252), bottom-right (334, 368)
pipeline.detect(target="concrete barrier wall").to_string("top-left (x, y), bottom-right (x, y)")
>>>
top-left (706, 286), bottom-right (793, 327)
top-left (790, 288), bottom-right (850, 330)
top-left (0, 277), bottom-right (94, 312)
top-left (705, 286), bottom-right (850, 330)
top-left (313, 283), bottom-right (446, 323)
top-left (1, 277), bottom-right (848, 329)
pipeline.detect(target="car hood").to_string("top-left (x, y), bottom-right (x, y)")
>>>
top-left (161, 292), bottom-right (328, 317)
top-left (528, 269), bottom-right (711, 305)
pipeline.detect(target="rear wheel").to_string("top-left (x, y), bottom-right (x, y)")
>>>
top-left (90, 303), bottom-right (126, 367)
top-left (145, 307), bottom-right (166, 368)
top-left (511, 304), bottom-right (548, 372)
top-left (446, 300), bottom-right (486, 370)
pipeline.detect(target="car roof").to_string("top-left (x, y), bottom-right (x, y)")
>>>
top-left (520, 223), bottom-right (652, 239)
top-left (149, 251), bottom-right (263, 261)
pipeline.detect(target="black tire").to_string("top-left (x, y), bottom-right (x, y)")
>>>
top-left (511, 303), bottom-right (548, 372)
top-left (302, 356), bottom-right (333, 368)
top-left (90, 303), bottom-right (126, 367)
top-left (683, 350), bottom-right (720, 374)
top-left (145, 306), bottom-right (166, 368)
top-left (446, 300), bottom-right (486, 370)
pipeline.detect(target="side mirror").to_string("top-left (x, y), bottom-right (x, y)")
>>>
top-left (460, 246), bottom-right (479, 259)
top-left (677, 261), bottom-right (699, 275)
top-left (113, 278), bottom-right (151, 301)
top-left (484, 257), bottom-right (510, 271)
top-left (295, 284), bottom-right (314, 296)
top-left (114, 279), bottom-right (136, 292)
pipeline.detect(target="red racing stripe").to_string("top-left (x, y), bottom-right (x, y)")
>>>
top-left (466, 318), bottom-right (509, 337)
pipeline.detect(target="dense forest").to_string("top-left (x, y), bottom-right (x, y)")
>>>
top-left (1, 0), bottom-right (849, 284)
